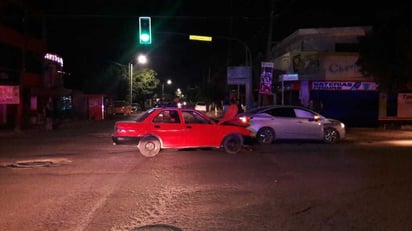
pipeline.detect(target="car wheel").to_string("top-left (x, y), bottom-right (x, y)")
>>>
top-left (256, 127), bottom-right (275, 144)
top-left (138, 136), bottom-right (161, 157)
top-left (323, 128), bottom-right (340, 143)
top-left (223, 134), bottom-right (243, 154)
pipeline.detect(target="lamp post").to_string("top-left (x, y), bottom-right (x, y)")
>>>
top-left (129, 54), bottom-right (147, 104)
top-left (161, 79), bottom-right (172, 100)
top-left (129, 63), bottom-right (133, 104)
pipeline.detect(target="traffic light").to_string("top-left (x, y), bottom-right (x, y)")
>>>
top-left (139, 16), bottom-right (151, 45)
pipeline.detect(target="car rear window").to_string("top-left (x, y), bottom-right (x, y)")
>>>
top-left (136, 108), bottom-right (156, 122)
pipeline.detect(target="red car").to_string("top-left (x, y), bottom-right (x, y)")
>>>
top-left (112, 107), bottom-right (251, 157)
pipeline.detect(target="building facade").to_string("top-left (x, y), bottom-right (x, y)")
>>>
top-left (0, 0), bottom-right (68, 130)
top-left (269, 26), bottom-right (379, 126)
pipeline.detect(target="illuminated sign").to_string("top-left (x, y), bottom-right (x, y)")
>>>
top-left (189, 35), bottom-right (212, 42)
top-left (279, 73), bottom-right (299, 81)
top-left (44, 53), bottom-right (64, 67)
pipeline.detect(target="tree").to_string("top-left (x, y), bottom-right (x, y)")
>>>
top-left (96, 62), bottom-right (160, 109)
top-left (357, 17), bottom-right (412, 92)
top-left (132, 68), bottom-right (159, 109)
top-left (87, 62), bottom-right (129, 98)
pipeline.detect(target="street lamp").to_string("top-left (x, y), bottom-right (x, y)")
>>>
top-left (161, 79), bottom-right (172, 100)
top-left (137, 54), bottom-right (147, 64)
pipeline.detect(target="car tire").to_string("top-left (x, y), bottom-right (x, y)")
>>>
top-left (223, 134), bottom-right (243, 154)
top-left (323, 127), bottom-right (340, 143)
top-left (138, 136), bottom-right (161, 157)
top-left (256, 127), bottom-right (275, 144)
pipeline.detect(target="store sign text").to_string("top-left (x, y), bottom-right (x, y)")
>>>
top-left (312, 81), bottom-right (377, 91)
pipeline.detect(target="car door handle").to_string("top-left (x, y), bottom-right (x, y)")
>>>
top-left (186, 126), bottom-right (192, 128)
top-left (154, 125), bottom-right (160, 128)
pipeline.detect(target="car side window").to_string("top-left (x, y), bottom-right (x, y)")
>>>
top-left (153, 110), bottom-right (180, 123)
top-left (294, 108), bottom-right (314, 119)
top-left (267, 108), bottom-right (295, 118)
top-left (182, 110), bottom-right (210, 124)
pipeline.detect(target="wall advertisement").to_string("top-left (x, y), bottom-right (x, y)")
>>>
top-left (397, 93), bottom-right (412, 117)
top-left (0, 85), bottom-right (20, 104)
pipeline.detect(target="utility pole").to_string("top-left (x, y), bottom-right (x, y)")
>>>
top-left (266, 10), bottom-right (274, 60)
top-left (260, 2), bottom-right (276, 107)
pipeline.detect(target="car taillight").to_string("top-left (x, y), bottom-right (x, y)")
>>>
top-left (115, 125), bottom-right (126, 134)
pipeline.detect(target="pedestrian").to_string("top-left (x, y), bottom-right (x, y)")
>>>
top-left (222, 99), bottom-right (239, 121)
top-left (222, 99), bottom-right (230, 114)
top-left (44, 103), bottom-right (54, 130)
top-left (236, 99), bottom-right (244, 113)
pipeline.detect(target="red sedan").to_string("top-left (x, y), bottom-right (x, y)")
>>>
top-left (112, 107), bottom-right (251, 157)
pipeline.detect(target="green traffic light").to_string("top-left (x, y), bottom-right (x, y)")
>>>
top-left (140, 33), bottom-right (150, 43)
top-left (139, 17), bottom-right (151, 45)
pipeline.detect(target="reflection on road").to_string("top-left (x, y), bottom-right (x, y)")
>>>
top-left (360, 139), bottom-right (412, 147)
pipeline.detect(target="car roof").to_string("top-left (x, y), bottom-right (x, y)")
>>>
top-left (245, 105), bottom-right (315, 113)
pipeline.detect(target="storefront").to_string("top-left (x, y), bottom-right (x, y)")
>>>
top-left (272, 48), bottom-right (379, 126)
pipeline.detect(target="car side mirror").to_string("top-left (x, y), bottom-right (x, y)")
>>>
top-left (308, 115), bottom-right (320, 122)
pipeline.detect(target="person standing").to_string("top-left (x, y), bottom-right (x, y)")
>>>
top-left (44, 102), bottom-right (54, 130)
top-left (236, 99), bottom-right (244, 113)
top-left (222, 99), bottom-right (239, 121)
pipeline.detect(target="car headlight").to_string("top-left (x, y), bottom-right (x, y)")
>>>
top-left (239, 116), bottom-right (249, 123)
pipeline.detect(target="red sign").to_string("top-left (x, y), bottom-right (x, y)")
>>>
top-left (259, 62), bottom-right (273, 95)
top-left (0, 86), bottom-right (20, 104)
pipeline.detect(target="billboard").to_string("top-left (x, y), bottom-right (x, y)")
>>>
top-left (227, 66), bottom-right (252, 85)
top-left (259, 62), bottom-right (274, 95)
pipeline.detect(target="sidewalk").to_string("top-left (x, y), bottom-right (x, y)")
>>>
top-left (0, 118), bottom-right (116, 138)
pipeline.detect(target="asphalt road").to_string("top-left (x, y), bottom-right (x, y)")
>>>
top-left (1, 117), bottom-right (412, 230)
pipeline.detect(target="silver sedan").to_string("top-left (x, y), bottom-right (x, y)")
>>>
top-left (239, 105), bottom-right (346, 144)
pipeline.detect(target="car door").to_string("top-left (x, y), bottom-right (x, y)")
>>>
top-left (181, 110), bottom-right (220, 147)
top-left (151, 109), bottom-right (186, 147)
top-left (264, 107), bottom-right (298, 139)
top-left (292, 108), bottom-right (323, 139)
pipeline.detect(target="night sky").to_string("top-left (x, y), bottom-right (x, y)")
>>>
top-left (30, 0), bottom-right (408, 92)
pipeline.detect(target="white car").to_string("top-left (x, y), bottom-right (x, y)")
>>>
top-left (194, 102), bottom-right (207, 112)
top-left (239, 105), bottom-right (346, 144)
